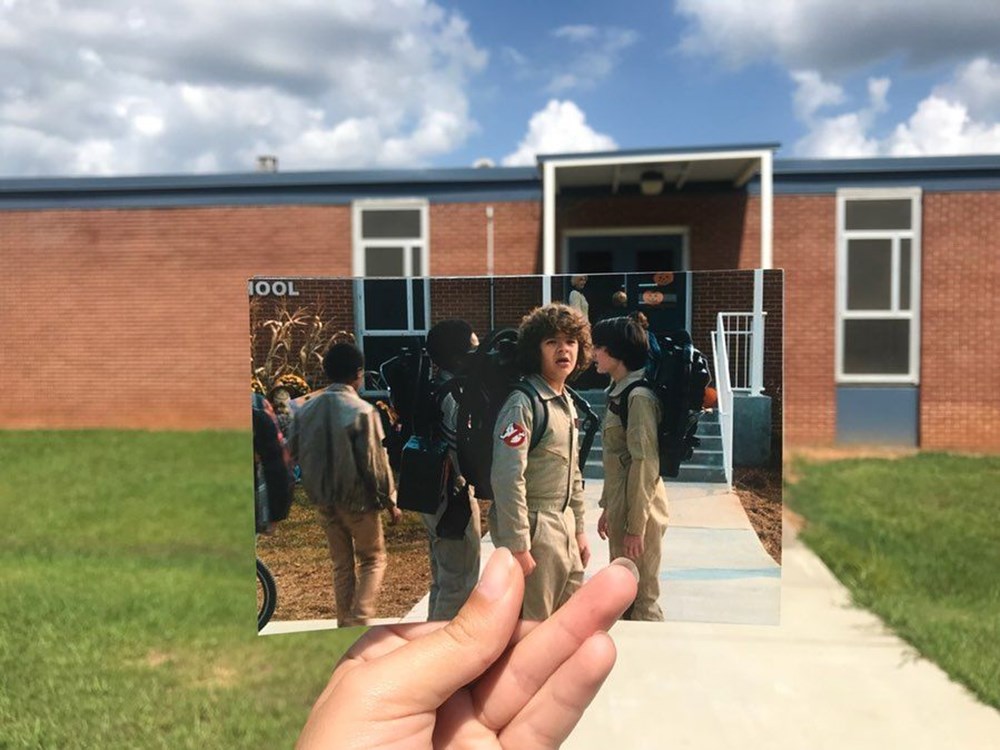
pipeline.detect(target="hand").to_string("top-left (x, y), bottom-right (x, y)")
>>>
top-left (597, 509), bottom-right (609, 540)
top-left (511, 549), bottom-right (536, 577)
top-left (387, 506), bottom-right (403, 526)
top-left (576, 532), bottom-right (591, 568)
top-left (297, 549), bottom-right (639, 749)
top-left (623, 533), bottom-right (644, 560)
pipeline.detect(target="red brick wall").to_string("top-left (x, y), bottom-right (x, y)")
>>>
top-left (429, 277), bottom-right (493, 334)
top-left (921, 192), bottom-right (1000, 450)
top-left (556, 192), bottom-right (754, 271)
top-left (430, 202), bottom-right (541, 276)
top-left (767, 195), bottom-right (837, 446)
top-left (7, 187), bottom-right (1000, 451)
top-left (2, 205), bottom-right (362, 429)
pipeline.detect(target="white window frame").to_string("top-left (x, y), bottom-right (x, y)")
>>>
top-left (352, 198), bottom-right (430, 337)
top-left (835, 187), bottom-right (921, 384)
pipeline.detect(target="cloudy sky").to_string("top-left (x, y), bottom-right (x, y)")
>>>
top-left (2, 0), bottom-right (1000, 176)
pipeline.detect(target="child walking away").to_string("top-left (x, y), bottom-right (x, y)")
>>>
top-left (490, 303), bottom-right (593, 620)
top-left (288, 342), bottom-right (401, 628)
top-left (592, 316), bottom-right (669, 621)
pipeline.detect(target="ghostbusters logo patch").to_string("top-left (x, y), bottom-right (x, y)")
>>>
top-left (499, 421), bottom-right (527, 448)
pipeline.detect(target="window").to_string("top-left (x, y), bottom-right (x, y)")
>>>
top-left (352, 200), bottom-right (430, 373)
top-left (836, 189), bottom-right (921, 383)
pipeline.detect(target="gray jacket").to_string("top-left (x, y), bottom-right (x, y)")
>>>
top-left (288, 383), bottom-right (396, 513)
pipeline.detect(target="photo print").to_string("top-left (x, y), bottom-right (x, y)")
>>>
top-left (250, 270), bottom-right (784, 634)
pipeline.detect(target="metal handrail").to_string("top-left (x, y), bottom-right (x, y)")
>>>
top-left (712, 313), bottom-right (735, 488)
top-left (718, 312), bottom-right (767, 394)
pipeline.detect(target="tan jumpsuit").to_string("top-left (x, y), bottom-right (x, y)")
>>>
top-left (600, 369), bottom-right (669, 621)
top-left (420, 378), bottom-right (481, 621)
top-left (490, 373), bottom-right (586, 620)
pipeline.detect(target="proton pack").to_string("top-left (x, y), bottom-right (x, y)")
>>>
top-left (611, 330), bottom-right (712, 477)
top-left (379, 345), bottom-right (453, 514)
top-left (439, 328), bottom-right (599, 500)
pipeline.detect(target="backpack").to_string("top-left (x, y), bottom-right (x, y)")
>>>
top-left (439, 329), bottom-right (600, 501)
top-left (612, 331), bottom-right (712, 478)
top-left (381, 346), bottom-right (452, 514)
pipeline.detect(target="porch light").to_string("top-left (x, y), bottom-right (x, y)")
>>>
top-left (640, 170), bottom-right (664, 196)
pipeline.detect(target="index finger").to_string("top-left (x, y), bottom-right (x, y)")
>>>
top-left (471, 558), bottom-right (638, 731)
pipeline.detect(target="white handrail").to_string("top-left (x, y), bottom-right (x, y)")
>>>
top-left (717, 312), bottom-right (766, 394)
top-left (712, 313), bottom-right (735, 488)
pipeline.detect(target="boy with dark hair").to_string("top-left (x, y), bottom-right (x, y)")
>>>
top-left (491, 303), bottom-right (592, 619)
top-left (289, 341), bottom-right (401, 628)
top-left (421, 319), bottom-right (482, 620)
top-left (592, 316), bottom-right (669, 621)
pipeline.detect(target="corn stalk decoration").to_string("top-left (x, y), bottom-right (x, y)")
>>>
top-left (250, 299), bottom-right (354, 396)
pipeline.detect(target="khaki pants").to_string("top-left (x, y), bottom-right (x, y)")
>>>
top-left (609, 517), bottom-right (666, 621)
top-left (421, 493), bottom-right (481, 621)
top-left (522, 507), bottom-right (584, 621)
top-left (316, 504), bottom-right (386, 627)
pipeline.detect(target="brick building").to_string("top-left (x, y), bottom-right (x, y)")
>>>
top-left (2, 144), bottom-right (998, 451)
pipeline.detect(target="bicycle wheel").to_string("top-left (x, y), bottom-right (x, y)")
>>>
top-left (256, 557), bottom-right (277, 631)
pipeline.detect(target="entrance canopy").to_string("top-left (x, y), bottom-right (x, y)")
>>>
top-left (537, 144), bottom-right (778, 275)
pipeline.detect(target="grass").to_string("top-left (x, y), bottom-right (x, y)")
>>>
top-left (785, 452), bottom-right (1000, 710)
top-left (5, 434), bottom-right (999, 746)
top-left (0, 431), bottom-right (360, 749)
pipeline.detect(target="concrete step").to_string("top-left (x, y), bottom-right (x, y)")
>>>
top-left (691, 449), bottom-right (724, 467)
top-left (694, 435), bottom-right (722, 451)
top-left (671, 464), bottom-right (728, 483)
top-left (696, 421), bottom-right (721, 437)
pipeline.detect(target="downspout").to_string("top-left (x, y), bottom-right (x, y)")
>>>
top-left (486, 205), bottom-right (495, 330)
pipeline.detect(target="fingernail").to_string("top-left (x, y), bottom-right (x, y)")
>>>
top-left (610, 557), bottom-right (640, 582)
top-left (477, 549), bottom-right (514, 601)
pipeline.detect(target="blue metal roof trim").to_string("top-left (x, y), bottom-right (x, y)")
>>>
top-left (537, 143), bottom-right (782, 162)
top-left (0, 167), bottom-right (542, 210)
top-left (775, 154), bottom-right (1000, 175)
top-left (0, 166), bottom-right (539, 194)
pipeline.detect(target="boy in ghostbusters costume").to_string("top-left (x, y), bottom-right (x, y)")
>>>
top-left (490, 303), bottom-right (592, 620)
top-left (592, 316), bottom-right (669, 621)
top-left (420, 320), bottom-right (482, 621)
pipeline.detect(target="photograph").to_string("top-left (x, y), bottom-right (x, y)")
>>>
top-left (250, 269), bottom-right (783, 633)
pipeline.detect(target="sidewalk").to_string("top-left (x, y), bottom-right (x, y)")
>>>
top-left (567, 514), bottom-right (1000, 749)
top-left (264, 481), bottom-right (1000, 746)
top-left (401, 479), bottom-right (779, 626)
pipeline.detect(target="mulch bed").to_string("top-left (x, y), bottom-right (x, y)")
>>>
top-left (732, 466), bottom-right (783, 564)
top-left (257, 490), bottom-right (431, 622)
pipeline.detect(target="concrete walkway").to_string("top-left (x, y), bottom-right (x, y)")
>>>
top-left (567, 517), bottom-right (1000, 749)
top-left (266, 478), bottom-right (780, 630)
top-left (263, 482), bottom-right (1000, 746)
top-left (400, 479), bottom-right (779, 626)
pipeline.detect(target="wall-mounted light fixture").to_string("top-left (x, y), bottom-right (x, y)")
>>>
top-left (640, 169), bottom-right (664, 196)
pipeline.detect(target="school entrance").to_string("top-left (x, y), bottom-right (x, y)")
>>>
top-left (565, 229), bottom-right (690, 333)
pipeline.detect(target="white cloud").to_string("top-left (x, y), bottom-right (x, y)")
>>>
top-left (553, 25), bottom-right (599, 43)
top-left (792, 73), bottom-right (886, 157)
top-left (545, 26), bottom-right (637, 93)
top-left (675, 0), bottom-right (1000, 73)
top-left (501, 100), bottom-right (616, 166)
top-left (792, 62), bottom-right (1000, 157)
top-left (0, 0), bottom-right (487, 175)
top-left (887, 96), bottom-right (1000, 156)
top-left (937, 57), bottom-right (1000, 121)
top-left (790, 70), bottom-right (846, 121)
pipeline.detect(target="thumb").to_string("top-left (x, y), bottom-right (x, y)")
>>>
top-left (362, 548), bottom-right (524, 710)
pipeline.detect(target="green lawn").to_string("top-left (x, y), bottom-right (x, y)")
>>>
top-left (5, 436), bottom-right (998, 747)
top-left (0, 431), bottom-right (359, 749)
top-left (785, 452), bottom-right (1000, 709)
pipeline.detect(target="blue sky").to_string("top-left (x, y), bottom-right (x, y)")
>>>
top-left (2, 0), bottom-right (999, 176)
